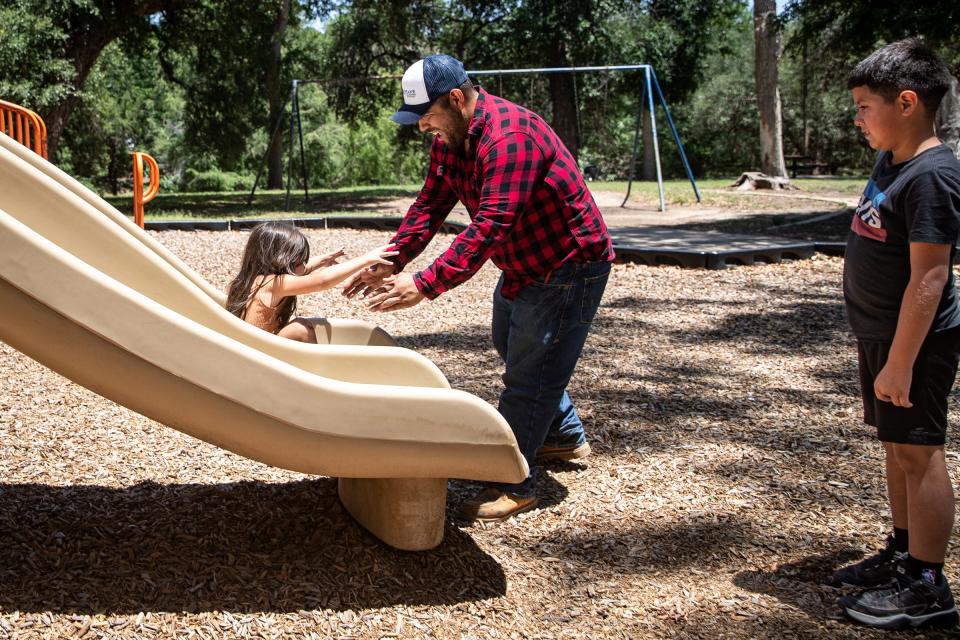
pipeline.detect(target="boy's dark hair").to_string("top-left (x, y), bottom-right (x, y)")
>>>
top-left (847, 38), bottom-right (953, 114)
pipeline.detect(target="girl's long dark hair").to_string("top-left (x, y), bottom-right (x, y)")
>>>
top-left (225, 221), bottom-right (310, 329)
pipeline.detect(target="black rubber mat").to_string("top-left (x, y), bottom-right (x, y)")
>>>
top-left (144, 217), bottom-right (823, 269)
top-left (609, 227), bottom-right (816, 269)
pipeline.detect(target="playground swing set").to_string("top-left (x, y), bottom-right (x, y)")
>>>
top-left (248, 63), bottom-right (701, 213)
top-left (3, 63), bottom-right (699, 229)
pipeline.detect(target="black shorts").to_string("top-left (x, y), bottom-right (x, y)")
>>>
top-left (857, 327), bottom-right (960, 446)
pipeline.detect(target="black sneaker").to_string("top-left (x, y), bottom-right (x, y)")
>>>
top-left (831, 536), bottom-right (907, 588)
top-left (840, 569), bottom-right (959, 630)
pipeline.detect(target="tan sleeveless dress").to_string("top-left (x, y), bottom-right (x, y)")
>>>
top-left (241, 277), bottom-right (283, 334)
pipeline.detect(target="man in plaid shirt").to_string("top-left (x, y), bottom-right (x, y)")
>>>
top-left (344, 54), bottom-right (614, 521)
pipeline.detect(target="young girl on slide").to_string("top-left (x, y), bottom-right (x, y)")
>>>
top-left (226, 221), bottom-right (396, 342)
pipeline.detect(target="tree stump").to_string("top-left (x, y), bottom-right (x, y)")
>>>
top-left (732, 172), bottom-right (796, 191)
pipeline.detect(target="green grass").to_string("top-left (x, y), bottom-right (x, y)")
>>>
top-left (104, 177), bottom-right (866, 221)
top-left (788, 177), bottom-right (867, 194)
top-left (104, 185), bottom-right (421, 219)
top-left (592, 177), bottom-right (866, 196)
top-left (589, 178), bottom-right (734, 193)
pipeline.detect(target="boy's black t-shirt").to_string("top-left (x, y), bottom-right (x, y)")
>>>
top-left (843, 144), bottom-right (960, 341)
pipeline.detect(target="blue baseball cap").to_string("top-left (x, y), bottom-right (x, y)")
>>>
top-left (391, 54), bottom-right (469, 125)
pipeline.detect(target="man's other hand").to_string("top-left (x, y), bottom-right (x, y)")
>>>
top-left (342, 263), bottom-right (394, 299)
top-left (365, 273), bottom-right (425, 312)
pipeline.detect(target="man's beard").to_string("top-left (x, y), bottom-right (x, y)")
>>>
top-left (442, 108), bottom-right (469, 151)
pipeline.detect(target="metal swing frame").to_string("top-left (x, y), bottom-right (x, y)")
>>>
top-left (250, 64), bottom-right (700, 212)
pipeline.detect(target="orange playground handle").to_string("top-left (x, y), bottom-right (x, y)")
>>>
top-left (132, 152), bottom-right (160, 228)
top-left (0, 99), bottom-right (47, 158)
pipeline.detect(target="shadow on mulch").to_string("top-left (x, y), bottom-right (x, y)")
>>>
top-left (602, 294), bottom-right (748, 311)
top-left (738, 547), bottom-right (862, 594)
top-left (668, 299), bottom-right (848, 356)
top-left (0, 479), bottom-right (505, 614)
top-left (397, 324), bottom-right (492, 353)
top-left (530, 515), bottom-right (753, 574)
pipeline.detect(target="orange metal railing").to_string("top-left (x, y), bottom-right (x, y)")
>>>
top-left (0, 99), bottom-right (48, 158)
top-left (132, 152), bottom-right (160, 228)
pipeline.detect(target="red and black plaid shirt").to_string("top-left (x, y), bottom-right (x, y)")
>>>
top-left (389, 88), bottom-right (614, 300)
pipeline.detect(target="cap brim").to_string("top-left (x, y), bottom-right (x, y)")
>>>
top-left (391, 102), bottom-right (430, 125)
top-left (390, 111), bottom-right (422, 125)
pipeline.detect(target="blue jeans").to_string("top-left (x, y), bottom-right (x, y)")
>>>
top-left (490, 261), bottom-right (611, 497)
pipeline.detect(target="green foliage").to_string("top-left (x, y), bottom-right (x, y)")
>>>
top-left (778, 36), bottom-right (873, 175)
top-left (668, 10), bottom-right (760, 177)
top-left (155, 1), bottom-right (292, 169)
top-left (57, 40), bottom-right (185, 194)
top-left (612, 0), bottom-right (743, 102)
top-left (315, 0), bottom-right (740, 152)
top-left (291, 85), bottom-right (428, 187)
top-left (181, 168), bottom-right (254, 192)
top-left (10, 0), bottom-right (935, 192)
top-left (782, 0), bottom-right (960, 172)
top-left (785, 0), bottom-right (960, 71)
top-left (0, 1), bottom-right (74, 111)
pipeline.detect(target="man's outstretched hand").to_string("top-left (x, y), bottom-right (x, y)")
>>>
top-left (342, 263), bottom-right (393, 299)
top-left (364, 273), bottom-right (425, 312)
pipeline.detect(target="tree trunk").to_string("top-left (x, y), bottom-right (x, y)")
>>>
top-left (107, 140), bottom-right (123, 195)
top-left (549, 75), bottom-right (580, 160)
top-left (40, 1), bottom-right (189, 161)
top-left (753, 0), bottom-right (787, 177)
top-left (801, 40), bottom-right (809, 157)
top-left (936, 75), bottom-right (960, 160)
top-left (545, 43), bottom-right (580, 160)
top-left (44, 44), bottom-right (109, 161)
top-left (265, 0), bottom-right (290, 189)
top-left (44, 98), bottom-right (78, 162)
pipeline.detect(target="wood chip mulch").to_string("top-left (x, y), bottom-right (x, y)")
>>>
top-left (1, 229), bottom-right (957, 639)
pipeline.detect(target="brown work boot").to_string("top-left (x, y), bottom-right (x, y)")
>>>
top-left (535, 441), bottom-right (591, 462)
top-left (458, 488), bottom-right (538, 522)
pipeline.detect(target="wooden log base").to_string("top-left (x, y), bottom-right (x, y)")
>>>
top-left (338, 477), bottom-right (448, 551)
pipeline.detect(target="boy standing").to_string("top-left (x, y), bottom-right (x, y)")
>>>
top-left (834, 38), bottom-right (960, 630)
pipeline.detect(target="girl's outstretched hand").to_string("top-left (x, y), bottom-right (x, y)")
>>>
top-left (314, 247), bottom-right (346, 268)
top-left (342, 263), bottom-right (392, 299)
top-left (365, 243), bottom-right (399, 266)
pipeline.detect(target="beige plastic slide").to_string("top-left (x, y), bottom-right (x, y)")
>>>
top-left (0, 134), bottom-right (527, 550)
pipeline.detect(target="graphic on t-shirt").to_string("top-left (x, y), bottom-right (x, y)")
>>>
top-left (851, 178), bottom-right (888, 242)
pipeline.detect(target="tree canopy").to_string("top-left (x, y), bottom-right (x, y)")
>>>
top-left (1, 0), bottom-right (957, 193)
